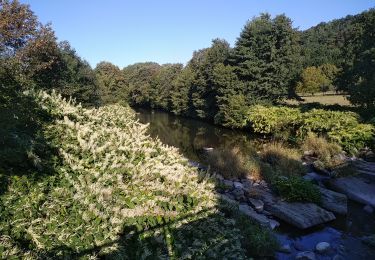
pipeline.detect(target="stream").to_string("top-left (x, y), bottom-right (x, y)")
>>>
top-left (135, 108), bottom-right (375, 260)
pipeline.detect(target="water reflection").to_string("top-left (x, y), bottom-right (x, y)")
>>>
top-left (135, 108), bottom-right (261, 162)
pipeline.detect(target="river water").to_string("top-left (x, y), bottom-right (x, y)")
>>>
top-left (135, 108), bottom-right (375, 260)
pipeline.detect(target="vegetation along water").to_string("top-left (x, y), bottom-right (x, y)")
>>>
top-left (1, 0), bottom-right (375, 259)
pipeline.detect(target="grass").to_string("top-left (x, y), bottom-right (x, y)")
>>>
top-left (260, 142), bottom-right (306, 179)
top-left (301, 133), bottom-right (344, 168)
top-left (285, 94), bottom-right (351, 106)
top-left (204, 146), bottom-right (262, 180)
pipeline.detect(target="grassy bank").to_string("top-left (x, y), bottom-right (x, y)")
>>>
top-left (0, 91), bottom-right (277, 258)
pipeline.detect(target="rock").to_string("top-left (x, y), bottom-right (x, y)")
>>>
top-left (317, 186), bottom-right (348, 215)
top-left (269, 219), bottom-right (280, 229)
top-left (255, 189), bottom-right (336, 229)
top-left (328, 176), bottom-right (375, 207)
top-left (295, 251), bottom-right (316, 260)
top-left (303, 172), bottom-right (330, 182)
top-left (219, 193), bottom-right (237, 204)
top-left (315, 242), bottom-right (331, 254)
top-left (304, 150), bottom-right (314, 156)
top-left (294, 241), bottom-right (308, 251)
top-left (238, 204), bottom-right (273, 228)
top-left (312, 160), bottom-right (331, 176)
top-left (278, 244), bottom-right (292, 253)
top-left (332, 255), bottom-right (344, 260)
top-left (249, 198), bottom-right (264, 211)
top-left (361, 235), bottom-right (375, 248)
top-left (363, 204), bottom-right (374, 214)
top-left (222, 180), bottom-right (234, 189)
top-left (233, 181), bottom-right (244, 190)
top-left (232, 188), bottom-right (245, 200)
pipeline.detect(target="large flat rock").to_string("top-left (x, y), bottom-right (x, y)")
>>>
top-left (328, 177), bottom-right (375, 207)
top-left (353, 160), bottom-right (375, 181)
top-left (254, 189), bottom-right (336, 229)
top-left (317, 186), bottom-right (347, 215)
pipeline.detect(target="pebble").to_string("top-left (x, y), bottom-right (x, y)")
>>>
top-left (269, 219), bottom-right (280, 229)
top-left (249, 198), bottom-right (264, 211)
top-left (315, 241), bottom-right (331, 254)
top-left (293, 241), bottom-right (308, 251)
top-left (233, 181), bottom-right (244, 190)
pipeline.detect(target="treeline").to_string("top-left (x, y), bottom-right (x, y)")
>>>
top-left (95, 9), bottom-right (375, 126)
top-left (1, 0), bottom-right (375, 128)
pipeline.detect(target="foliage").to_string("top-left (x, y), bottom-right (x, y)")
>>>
top-left (247, 105), bottom-right (374, 153)
top-left (260, 142), bottom-right (306, 179)
top-left (301, 133), bottom-right (343, 168)
top-left (230, 13), bottom-right (301, 102)
top-left (248, 105), bottom-right (302, 136)
top-left (272, 176), bottom-right (321, 204)
top-left (205, 146), bottom-right (261, 180)
top-left (0, 90), bottom-right (277, 258)
top-left (296, 64), bottom-right (339, 95)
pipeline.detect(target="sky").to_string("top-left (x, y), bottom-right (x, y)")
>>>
top-left (21, 0), bottom-right (375, 69)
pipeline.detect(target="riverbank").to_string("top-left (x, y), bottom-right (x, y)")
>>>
top-left (136, 108), bottom-right (375, 259)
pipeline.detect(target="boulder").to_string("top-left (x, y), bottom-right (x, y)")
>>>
top-left (328, 177), bottom-right (375, 207)
top-left (255, 189), bottom-right (336, 229)
top-left (295, 251), bottom-right (316, 260)
top-left (317, 186), bottom-right (347, 215)
top-left (315, 242), bottom-right (331, 254)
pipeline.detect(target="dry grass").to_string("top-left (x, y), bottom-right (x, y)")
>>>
top-left (205, 146), bottom-right (262, 180)
top-left (302, 133), bottom-right (343, 168)
top-left (260, 142), bottom-right (306, 179)
top-left (285, 94), bottom-right (351, 106)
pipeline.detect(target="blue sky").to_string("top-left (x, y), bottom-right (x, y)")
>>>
top-left (21, 0), bottom-right (374, 68)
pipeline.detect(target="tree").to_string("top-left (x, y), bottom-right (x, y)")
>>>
top-left (230, 13), bottom-right (301, 103)
top-left (188, 39), bottom-right (231, 119)
top-left (95, 61), bottom-right (127, 105)
top-left (296, 64), bottom-right (339, 95)
top-left (149, 63), bottom-right (183, 110)
top-left (170, 66), bottom-right (194, 116)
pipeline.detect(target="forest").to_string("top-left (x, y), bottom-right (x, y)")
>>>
top-left (1, 0), bottom-right (375, 258)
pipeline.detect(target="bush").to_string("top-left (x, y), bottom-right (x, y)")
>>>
top-left (272, 176), bottom-right (321, 204)
top-left (248, 105), bottom-right (301, 135)
top-left (246, 105), bottom-right (374, 153)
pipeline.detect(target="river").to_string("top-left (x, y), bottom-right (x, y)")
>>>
top-left (135, 108), bottom-right (375, 260)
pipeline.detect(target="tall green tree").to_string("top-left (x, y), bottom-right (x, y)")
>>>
top-left (95, 61), bottom-right (127, 105)
top-left (230, 13), bottom-right (301, 103)
top-left (189, 38), bottom-right (230, 119)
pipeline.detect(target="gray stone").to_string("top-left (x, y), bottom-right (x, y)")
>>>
top-left (294, 241), bottom-right (308, 251)
top-left (249, 198), bottom-right (264, 211)
top-left (317, 186), bottom-right (348, 215)
top-left (353, 160), bottom-right (375, 181)
top-left (219, 194), bottom-right (237, 204)
top-left (238, 204), bottom-right (272, 227)
top-left (363, 204), bottom-right (374, 214)
top-left (233, 181), bottom-right (244, 190)
top-left (328, 176), bottom-right (375, 207)
top-left (312, 160), bottom-right (331, 176)
top-left (315, 242), bottom-right (330, 254)
top-left (332, 255), bottom-right (344, 260)
top-left (232, 188), bottom-right (245, 200)
top-left (255, 188), bottom-right (336, 229)
top-left (222, 180), bottom-right (234, 189)
top-left (278, 244), bottom-right (292, 253)
top-left (295, 251), bottom-right (316, 260)
top-left (269, 219), bottom-right (280, 229)
top-left (303, 172), bottom-right (330, 182)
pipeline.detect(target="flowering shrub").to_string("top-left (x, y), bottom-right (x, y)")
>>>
top-left (1, 91), bottom-right (272, 258)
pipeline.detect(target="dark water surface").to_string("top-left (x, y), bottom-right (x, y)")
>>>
top-left (135, 108), bottom-right (375, 260)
